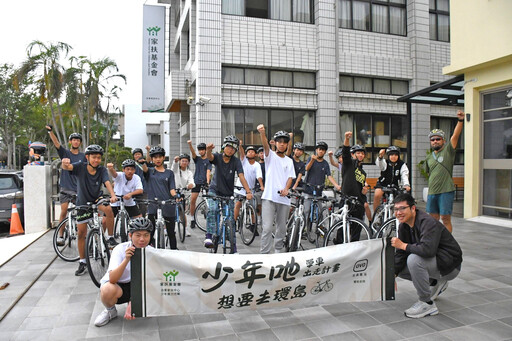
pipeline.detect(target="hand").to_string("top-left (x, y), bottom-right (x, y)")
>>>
top-left (124, 302), bottom-right (135, 320)
top-left (362, 186), bottom-right (368, 195)
top-left (187, 140), bottom-right (192, 145)
top-left (239, 139), bottom-right (243, 146)
top-left (137, 158), bottom-right (146, 164)
top-left (280, 188), bottom-right (289, 197)
top-left (328, 150), bottom-right (333, 156)
top-left (405, 185), bottom-right (411, 192)
top-left (206, 143), bottom-right (214, 151)
top-left (269, 140), bottom-right (275, 146)
top-left (123, 194), bottom-right (132, 200)
top-left (145, 145), bottom-right (151, 151)
top-left (260, 186), bottom-right (264, 192)
top-left (311, 154), bottom-right (318, 161)
top-left (110, 196), bottom-right (118, 204)
top-left (335, 184), bottom-right (341, 191)
top-left (107, 163), bottom-right (114, 169)
top-left (391, 237), bottom-right (406, 250)
top-left (289, 132), bottom-right (293, 139)
top-left (257, 124), bottom-right (265, 134)
top-left (246, 192), bottom-right (253, 200)
top-left (45, 125), bottom-right (53, 132)
top-left (379, 149), bottom-right (386, 158)
top-left (345, 131), bottom-right (353, 140)
top-left (457, 110), bottom-right (465, 121)
top-left (174, 156), bottom-right (179, 163)
top-left (62, 158), bottom-right (71, 168)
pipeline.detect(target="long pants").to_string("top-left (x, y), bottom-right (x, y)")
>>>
top-left (260, 199), bottom-right (290, 254)
top-left (303, 193), bottom-right (324, 226)
top-left (398, 254), bottom-right (460, 302)
top-left (148, 214), bottom-right (177, 250)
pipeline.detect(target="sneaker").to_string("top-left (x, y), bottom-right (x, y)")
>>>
top-left (107, 237), bottom-right (118, 247)
top-left (190, 220), bottom-right (196, 229)
top-left (56, 237), bottom-right (65, 246)
top-left (404, 301), bottom-right (438, 318)
top-left (430, 279), bottom-right (448, 300)
top-left (75, 262), bottom-right (87, 276)
top-left (94, 307), bottom-right (118, 327)
top-left (204, 238), bottom-right (213, 248)
top-left (185, 228), bottom-right (191, 237)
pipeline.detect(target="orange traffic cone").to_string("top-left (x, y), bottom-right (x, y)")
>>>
top-left (9, 204), bottom-right (24, 236)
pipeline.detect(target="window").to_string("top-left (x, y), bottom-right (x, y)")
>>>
top-left (223, 66), bottom-right (316, 89)
top-left (339, 0), bottom-right (406, 36)
top-left (245, 69), bottom-right (268, 86)
top-left (222, 67), bottom-right (244, 84)
top-left (340, 75), bottom-right (409, 95)
top-left (222, 108), bottom-right (315, 148)
top-left (429, 0), bottom-right (450, 42)
top-left (340, 112), bottom-right (408, 164)
top-left (222, 0), bottom-right (313, 24)
top-left (270, 70), bottom-right (293, 87)
top-left (430, 116), bottom-right (464, 164)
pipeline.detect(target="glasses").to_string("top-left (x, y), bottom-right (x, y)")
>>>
top-left (393, 205), bottom-right (410, 213)
top-left (430, 138), bottom-right (442, 142)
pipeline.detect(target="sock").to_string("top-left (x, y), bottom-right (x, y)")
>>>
top-left (107, 305), bottom-right (116, 311)
top-left (426, 301), bottom-right (433, 305)
top-left (430, 279), bottom-right (438, 286)
top-left (80, 259), bottom-right (86, 263)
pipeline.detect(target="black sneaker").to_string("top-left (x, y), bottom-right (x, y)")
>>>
top-left (190, 220), bottom-right (196, 229)
top-left (108, 237), bottom-right (118, 247)
top-left (75, 262), bottom-right (87, 276)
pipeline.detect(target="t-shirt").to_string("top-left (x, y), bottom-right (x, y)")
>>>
top-left (111, 173), bottom-right (143, 207)
top-left (304, 157), bottom-right (330, 195)
top-left (340, 146), bottom-right (366, 204)
top-left (144, 167), bottom-right (176, 217)
top-left (235, 158), bottom-right (262, 195)
top-left (193, 156), bottom-right (212, 185)
top-left (134, 161), bottom-right (146, 189)
top-left (257, 161), bottom-right (265, 190)
top-left (426, 143), bottom-right (456, 195)
top-left (100, 242), bottom-right (154, 285)
top-left (71, 162), bottom-right (109, 206)
top-left (262, 150), bottom-right (295, 205)
top-left (209, 153), bottom-right (244, 197)
top-left (289, 156), bottom-right (305, 188)
top-left (57, 146), bottom-right (86, 192)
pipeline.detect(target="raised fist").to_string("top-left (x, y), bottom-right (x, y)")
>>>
top-left (345, 131), bottom-right (353, 140)
top-left (257, 124), bottom-right (265, 133)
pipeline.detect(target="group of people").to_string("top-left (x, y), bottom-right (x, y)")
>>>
top-left (42, 110), bottom-right (465, 326)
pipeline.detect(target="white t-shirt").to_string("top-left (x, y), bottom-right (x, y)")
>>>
top-left (100, 242), bottom-right (154, 285)
top-left (172, 161), bottom-right (195, 189)
top-left (235, 157), bottom-right (262, 195)
top-left (111, 173), bottom-right (143, 207)
top-left (262, 150), bottom-right (295, 205)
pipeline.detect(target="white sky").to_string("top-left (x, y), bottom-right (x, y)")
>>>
top-left (0, 0), bottom-right (161, 107)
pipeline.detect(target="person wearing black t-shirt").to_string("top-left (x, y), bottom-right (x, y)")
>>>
top-left (187, 140), bottom-right (212, 229)
top-left (286, 142), bottom-right (306, 190)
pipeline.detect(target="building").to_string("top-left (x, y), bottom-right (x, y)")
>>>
top-left (159, 0), bottom-right (462, 198)
top-left (444, 0), bottom-right (512, 223)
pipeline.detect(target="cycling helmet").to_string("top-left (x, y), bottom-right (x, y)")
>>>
top-left (315, 141), bottom-right (328, 150)
top-left (245, 146), bottom-right (257, 153)
top-left (179, 153), bottom-right (191, 161)
top-left (132, 148), bottom-right (143, 156)
top-left (334, 148), bottom-right (343, 158)
top-left (293, 142), bottom-right (305, 151)
top-left (257, 147), bottom-right (264, 153)
top-left (386, 145), bottom-right (400, 155)
top-left (68, 133), bottom-right (82, 141)
top-left (122, 159), bottom-right (136, 168)
top-left (350, 144), bottom-right (365, 154)
top-left (29, 142), bottom-right (47, 155)
top-left (149, 146), bottom-right (165, 157)
top-left (85, 144), bottom-right (104, 156)
top-left (128, 217), bottom-right (154, 233)
top-left (197, 143), bottom-right (206, 150)
top-left (221, 135), bottom-right (239, 151)
top-left (428, 129), bottom-right (445, 139)
top-left (273, 130), bottom-right (290, 143)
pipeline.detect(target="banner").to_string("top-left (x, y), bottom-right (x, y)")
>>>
top-left (131, 239), bottom-right (395, 317)
top-left (142, 5), bottom-right (165, 112)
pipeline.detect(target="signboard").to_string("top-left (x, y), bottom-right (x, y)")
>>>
top-left (142, 5), bottom-right (165, 112)
top-left (131, 239), bottom-right (395, 317)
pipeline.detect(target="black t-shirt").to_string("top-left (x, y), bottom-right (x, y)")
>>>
top-left (341, 145), bottom-right (367, 203)
top-left (209, 153), bottom-right (243, 197)
top-left (193, 155), bottom-right (212, 185)
top-left (289, 156), bottom-right (305, 187)
top-left (57, 146), bottom-right (86, 192)
top-left (71, 162), bottom-right (109, 206)
top-left (134, 161), bottom-right (146, 189)
top-left (304, 157), bottom-right (330, 195)
top-left (144, 167), bottom-right (176, 217)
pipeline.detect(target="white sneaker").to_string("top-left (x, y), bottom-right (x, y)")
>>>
top-left (430, 279), bottom-right (448, 300)
top-left (94, 307), bottom-right (118, 327)
top-left (404, 301), bottom-right (438, 319)
top-left (185, 228), bottom-right (191, 237)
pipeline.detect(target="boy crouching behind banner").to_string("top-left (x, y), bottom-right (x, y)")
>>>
top-left (94, 217), bottom-right (154, 327)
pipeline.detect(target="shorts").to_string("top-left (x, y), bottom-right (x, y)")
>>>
top-left (254, 191), bottom-right (263, 206)
top-left (76, 207), bottom-right (93, 224)
top-left (100, 281), bottom-right (131, 304)
top-left (112, 205), bottom-right (140, 218)
top-left (191, 183), bottom-right (205, 193)
top-left (59, 190), bottom-right (77, 204)
top-left (426, 191), bottom-right (455, 215)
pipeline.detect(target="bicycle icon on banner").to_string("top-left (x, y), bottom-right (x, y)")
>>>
top-left (310, 279), bottom-right (334, 295)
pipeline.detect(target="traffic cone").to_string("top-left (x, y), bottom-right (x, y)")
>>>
top-left (9, 204), bottom-right (24, 235)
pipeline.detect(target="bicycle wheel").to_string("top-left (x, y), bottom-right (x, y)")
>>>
top-left (305, 204), bottom-right (318, 244)
top-left (85, 229), bottom-right (111, 288)
top-left (375, 218), bottom-right (398, 239)
top-left (53, 217), bottom-right (80, 262)
top-left (309, 207), bottom-right (328, 244)
top-left (288, 217), bottom-right (301, 252)
top-left (227, 220), bottom-right (236, 254)
top-left (156, 222), bottom-right (166, 249)
top-left (371, 205), bottom-right (385, 237)
top-left (324, 217), bottom-right (371, 246)
top-left (193, 200), bottom-right (208, 232)
top-left (177, 205), bottom-right (186, 243)
top-left (239, 204), bottom-right (257, 246)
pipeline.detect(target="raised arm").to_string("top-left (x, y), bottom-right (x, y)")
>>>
top-left (285, 133), bottom-right (293, 156)
top-left (46, 125), bottom-right (61, 149)
top-left (238, 140), bottom-right (245, 161)
top-left (187, 140), bottom-right (197, 159)
top-left (451, 110), bottom-right (465, 149)
top-left (61, 158), bottom-right (73, 171)
top-left (257, 124), bottom-right (270, 156)
top-left (106, 163), bottom-right (118, 178)
top-left (328, 150), bottom-right (338, 168)
top-left (206, 143), bottom-right (215, 162)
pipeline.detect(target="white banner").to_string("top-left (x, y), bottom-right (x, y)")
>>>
top-left (142, 5), bottom-right (165, 112)
top-left (131, 239), bottom-right (394, 317)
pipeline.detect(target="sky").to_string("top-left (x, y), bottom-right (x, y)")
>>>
top-left (0, 0), bottom-right (160, 107)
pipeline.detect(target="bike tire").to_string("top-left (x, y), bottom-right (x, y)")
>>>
top-left (53, 217), bottom-right (80, 262)
top-left (227, 220), bottom-right (236, 254)
top-left (177, 205), bottom-right (186, 243)
top-left (120, 213), bottom-right (128, 242)
top-left (371, 205), bottom-right (385, 237)
top-left (324, 217), bottom-right (372, 246)
top-left (155, 222), bottom-right (166, 249)
top-left (324, 281), bottom-right (334, 292)
top-left (305, 203), bottom-right (318, 243)
top-left (239, 204), bottom-right (257, 246)
top-left (288, 217), bottom-right (301, 252)
top-left (309, 207), bottom-right (329, 244)
top-left (193, 200), bottom-right (208, 232)
top-left (85, 228), bottom-right (111, 288)
top-left (375, 218), bottom-right (398, 239)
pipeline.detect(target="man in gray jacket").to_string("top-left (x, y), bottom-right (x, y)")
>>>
top-left (391, 193), bottom-right (462, 318)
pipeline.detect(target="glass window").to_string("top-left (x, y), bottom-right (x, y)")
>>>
top-left (374, 79), bottom-right (391, 94)
top-left (222, 0), bottom-right (244, 15)
top-left (294, 72), bottom-right (316, 89)
top-left (245, 109), bottom-right (268, 145)
top-left (245, 69), bottom-right (268, 86)
top-left (339, 0), bottom-right (351, 28)
top-left (355, 114), bottom-right (372, 149)
top-left (372, 4), bottom-right (389, 34)
top-left (246, 0), bottom-right (268, 18)
top-left (270, 70), bottom-right (293, 87)
top-left (352, 1), bottom-right (370, 31)
top-left (389, 6), bottom-right (406, 35)
top-left (430, 0), bottom-right (450, 42)
top-left (482, 169), bottom-right (512, 217)
top-left (340, 0), bottom-right (406, 36)
top-left (293, 0), bottom-right (312, 23)
top-left (391, 115), bottom-right (407, 152)
top-left (270, 0), bottom-right (291, 21)
top-left (222, 67), bottom-right (244, 84)
top-left (270, 110), bottom-right (294, 138)
top-left (373, 116), bottom-right (391, 148)
top-left (391, 80), bottom-right (408, 95)
top-left (340, 75), bottom-right (354, 92)
top-left (222, 108), bottom-right (245, 141)
top-left (354, 77), bottom-right (372, 93)
top-left (295, 111), bottom-right (315, 146)
top-left (437, 0), bottom-right (449, 12)
top-left (437, 14), bottom-right (450, 42)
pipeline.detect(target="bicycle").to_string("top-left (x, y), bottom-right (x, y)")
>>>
top-left (311, 279), bottom-right (334, 295)
top-left (192, 184), bottom-right (210, 232)
top-left (304, 183), bottom-right (331, 244)
top-left (203, 193), bottom-right (236, 254)
top-left (234, 187), bottom-right (259, 246)
top-left (371, 185), bottom-right (406, 239)
top-left (175, 188), bottom-right (189, 243)
top-left (113, 196), bottom-right (131, 243)
top-left (282, 189), bottom-right (306, 252)
top-left (53, 199), bottom-right (80, 262)
top-left (137, 198), bottom-right (176, 249)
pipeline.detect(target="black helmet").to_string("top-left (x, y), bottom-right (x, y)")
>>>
top-left (386, 146), bottom-right (400, 155)
top-left (122, 159), bottom-right (136, 168)
top-left (257, 147), bottom-right (264, 153)
top-left (273, 130), bottom-right (290, 143)
top-left (68, 133), bottom-right (82, 141)
top-left (245, 146), bottom-right (257, 153)
top-left (293, 142), bottom-right (305, 151)
top-left (149, 146), bottom-right (165, 157)
top-left (128, 217), bottom-right (154, 233)
top-left (85, 144), bottom-right (104, 156)
top-left (29, 141), bottom-right (46, 155)
top-left (334, 148), bottom-right (343, 158)
top-left (179, 153), bottom-right (191, 161)
top-left (222, 135), bottom-right (239, 151)
top-left (350, 144), bottom-right (365, 154)
top-left (197, 143), bottom-right (206, 150)
top-left (315, 141), bottom-right (328, 150)
top-left (132, 148), bottom-right (143, 156)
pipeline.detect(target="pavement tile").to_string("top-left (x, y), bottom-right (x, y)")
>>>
top-left (122, 330), bottom-right (161, 341)
top-left (354, 324), bottom-right (404, 341)
top-left (470, 300), bottom-right (512, 319)
top-left (322, 302), bottom-right (361, 317)
top-left (260, 310), bottom-right (301, 327)
top-left (439, 326), bottom-right (493, 341)
top-left (271, 323), bottom-right (316, 341)
top-left (415, 313), bottom-right (464, 331)
top-left (304, 316), bottom-right (350, 337)
top-left (194, 319), bottom-right (234, 339)
top-left (48, 325), bottom-right (89, 341)
top-left (291, 305), bottom-right (333, 322)
top-left (18, 315), bottom-right (57, 331)
top-left (228, 314), bottom-right (269, 333)
top-left (237, 328), bottom-right (279, 341)
top-left (469, 320), bottom-right (512, 340)
top-left (11, 329), bottom-right (52, 341)
top-left (157, 314), bottom-right (194, 329)
top-left (443, 307), bottom-right (493, 325)
top-left (388, 319), bottom-right (436, 338)
top-left (321, 331), bottom-right (364, 341)
top-left (158, 324), bottom-right (197, 341)
top-left (335, 312), bottom-right (381, 331)
top-left (366, 307), bottom-right (409, 324)
top-left (190, 312), bottom-right (226, 324)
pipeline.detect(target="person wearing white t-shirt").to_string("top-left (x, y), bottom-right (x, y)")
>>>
top-left (172, 153), bottom-right (195, 236)
top-left (257, 125), bottom-right (296, 254)
top-left (94, 217), bottom-right (154, 327)
top-left (107, 159), bottom-right (143, 219)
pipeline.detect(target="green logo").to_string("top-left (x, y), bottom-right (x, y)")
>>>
top-left (147, 26), bottom-right (161, 36)
top-left (163, 270), bottom-right (179, 282)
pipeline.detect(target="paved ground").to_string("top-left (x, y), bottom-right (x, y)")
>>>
top-left (1, 210), bottom-right (512, 340)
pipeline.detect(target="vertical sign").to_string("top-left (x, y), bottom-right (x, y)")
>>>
top-left (142, 5), bottom-right (165, 112)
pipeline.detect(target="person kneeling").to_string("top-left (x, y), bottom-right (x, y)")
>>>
top-left (94, 217), bottom-right (154, 327)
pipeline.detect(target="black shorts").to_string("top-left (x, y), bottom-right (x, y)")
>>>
top-left (117, 282), bottom-right (131, 304)
top-left (76, 207), bottom-right (93, 224)
top-left (112, 205), bottom-right (140, 218)
top-left (192, 183), bottom-right (205, 193)
top-left (59, 190), bottom-right (76, 204)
